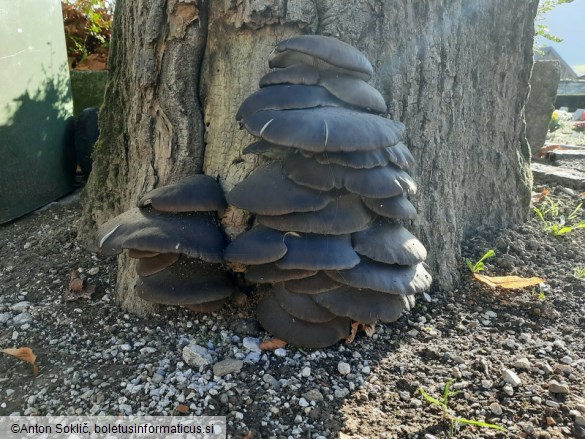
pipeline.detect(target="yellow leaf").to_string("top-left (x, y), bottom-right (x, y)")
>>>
top-left (473, 274), bottom-right (545, 289)
top-left (259, 338), bottom-right (287, 350)
top-left (1, 347), bottom-right (39, 376)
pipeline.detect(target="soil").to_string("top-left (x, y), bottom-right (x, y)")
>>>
top-left (0, 183), bottom-right (584, 439)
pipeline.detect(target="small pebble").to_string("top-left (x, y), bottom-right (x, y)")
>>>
top-left (338, 362), bottom-right (351, 375)
top-left (502, 369), bottom-right (522, 387)
top-left (489, 402), bottom-right (503, 416)
top-left (548, 381), bottom-right (570, 394)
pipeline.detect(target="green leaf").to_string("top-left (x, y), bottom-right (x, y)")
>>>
top-left (473, 262), bottom-right (485, 273)
top-left (452, 417), bottom-right (507, 431)
top-left (465, 259), bottom-right (474, 272)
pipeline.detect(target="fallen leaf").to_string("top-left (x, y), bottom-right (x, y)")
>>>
top-left (175, 404), bottom-right (189, 414)
top-left (1, 347), bottom-right (39, 376)
top-left (345, 322), bottom-right (360, 344)
top-left (259, 338), bottom-right (287, 350)
top-left (473, 274), bottom-right (545, 289)
top-left (536, 144), bottom-right (564, 158)
top-left (243, 432), bottom-right (254, 439)
top-left (531, 188), bottom-right (550, 203)
top-left (65, 284), bottom-right (96, 301)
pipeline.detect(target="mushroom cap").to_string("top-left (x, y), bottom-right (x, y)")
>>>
top-left (127, 249), bottom-right (160, 258)
top-left (223, 226), bottom-right (287, 265)
top-left (283, 154), bottom-right (417, 198)
top-left (325, 259), bottom-right (432, 295)
top-left (361, 195), bottom-right (417, 220)
top-left (259, 64), bottom-right (320, 87)
top-left (184, 299), bottom-right (226, 313)
top-left (257, 291), bottom-right (350, 348)
top-left (243, 140), bottom-right (291, 160)
top-left (242, 107), bottom-right (405, 152)
top-left (226, 162), bottom-right (333, 215)
top-left (138, 175), bottom-right (226, 213)
top-left (351, 219), bottom-right (427, 265)
top-left (276, 233), bottom-right (360, 270)
top-left (386, 142), bottom-right (415, 169)
top-left (236, 84), bottom-right (343, 121)
top-left (305, 149), bottom-right (391, 169)
top-left (269, 35), bottom-right (373, 81)
top-left (137, 258), bottom-right (233, 305)
top-left (136, 253), bottom-right (180, 277)
top-left (257, 193), bottom-right (374, 235)
top-left (284, 272), bottom-right (342, 294)
top-left (271, 283), bottom-right (336, 323)
top-left (319, 72), bottom-right (386, 113)
top-left (245, 263), bottom-right (317, 283)
top-left (313, 286), bottom-right (405, 323)
top-left (97, 208), bottom-right (226, 263)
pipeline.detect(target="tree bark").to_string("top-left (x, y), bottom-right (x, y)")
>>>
top-left (80, 0), bottom-right (538, 314)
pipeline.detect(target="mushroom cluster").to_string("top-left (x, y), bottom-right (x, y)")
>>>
top-left (96, 176), bottom-right (233, 312)
top-left (225, 35), bottom-right (432, 348)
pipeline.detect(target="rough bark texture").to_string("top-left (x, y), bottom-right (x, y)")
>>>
top-left (80, 0), bottom-right (537, 314)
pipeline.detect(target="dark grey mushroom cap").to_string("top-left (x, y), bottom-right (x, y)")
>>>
top-left (136, 253), bottom-right (180, 277)
top-left (258, 193), bottom-right (374, 235)
top-left (97, 208), bottom-right (226, 263)
top-left (259, 64), bottom-right (320, 87)
top-left (127, 249), bottom-right (160, 258)
top-left (137, 258), bottom-right (233, 305)
top-left (284, 272), bottom-right (342, 294)
top-left (269, 35), bottom-right (373, 81)
top-left (351, 219), bottom-right (427, 265)
top-left (276, 233), bottom-right (360, 270)
top-left (319, 72), bottom-right (386, 113)
top-left (306, 149), bottom-right (391, 169)
top-left (361, 195), bottom-right (417, 220)
top-left (386, 142), bottom-right (415, 169)
top-left (257, 292), bottom-right (350, 348)
top-left (313, 286), bottom-right (405, 324)
top-left (325, 259), bottom-right (432, 295)
top-left (226, 162), bottom-right (333, 215)
top-left (271, 283), bottom-right (336, 323)
top-left (242, 108), bottom-right (405, 152)
top-left (236, 85), bottom-right (342, 121)
top-left (224, 226), bottom-right (287, 265)
top-left (184, 299), bottom-right (226, 313)
top-left (245, 264), bottom-right (317, 284)
top-left (243, 140), bottom-right (291, 160)
top-left (138, 175), bottom-right (226, 213)
top-left (284, 154), bottom-right (417, 198)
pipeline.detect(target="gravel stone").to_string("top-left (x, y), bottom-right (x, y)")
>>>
top-left (182, 343), bottom-right (213, 367)
top-left (12, 312), bottom-right (32, 325)
top-left (10, 301), bottom-right (30, 313)
top-left (212, 358), bottom-right (243, 377)
top-left (489, 402), bottom-right (503, 416)
top-left (274, 348), bottom-right (287, 357)
top-left (302, 389), bottom-right (324, 402)
top-left (301, 367), bottom-right (311, 377)
top-left (503, 369), bottom-right (522, 387)
top-left (338, 362), bottom-right (351, 375)
top-left (242, 337), bottom-right (261, 352)
top-left (548, 381), bottom-right (570, 394)
top-left (514, 358), bottom-right (532, 370)
top-left (0, 313), bottom-right (11, 324)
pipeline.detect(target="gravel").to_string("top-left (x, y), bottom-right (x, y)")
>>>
top-left (0, 184), bottom-right (584, 438)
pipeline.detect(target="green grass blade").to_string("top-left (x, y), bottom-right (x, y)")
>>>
top-left (452, 417), bottom-right (507, 431)
top-left (419, 387), bottom-right (447, 410)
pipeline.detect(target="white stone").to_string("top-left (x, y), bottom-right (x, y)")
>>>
top-left (298, 398), bottom-right (309, 407)
top-left (502, 369), bottom-right (522, 387)
top-left (274, 348), bottom-right (287, 357)
top-left (182, 343), bottom-right (213, 367)
top-left (489, 402), bottom-right (503, 416)
top-left (301, 367), bottom-right (311, 378)
top-left (338, 362), bottom-right (351, 375)
top-left (242, 337), bottom-right (261, 352)
top-left (514, 358), bottom-right (532, 370)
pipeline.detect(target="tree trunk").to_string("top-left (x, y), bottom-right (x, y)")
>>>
top-left (79, 0), bottom-right (537, 315)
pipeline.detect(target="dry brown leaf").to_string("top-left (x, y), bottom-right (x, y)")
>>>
top-left (531, 187), bottom-right (550, 203)
top-left (536, 144), bottom-right (563, 158)
top-left (345, 322), bottom-right (360, 344)
top-left (1, 347), bottom-right (39, 376)
top-left (65, 284), bottom-right (96, 301)
top-left (175, 404), bottom-right (189, 414)
top-left (473, 273), bottom-right (545, 289)
top-left (259, 338), bottom-right (287, 350)
top-left (243, 432), bottom-right (254, 439)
